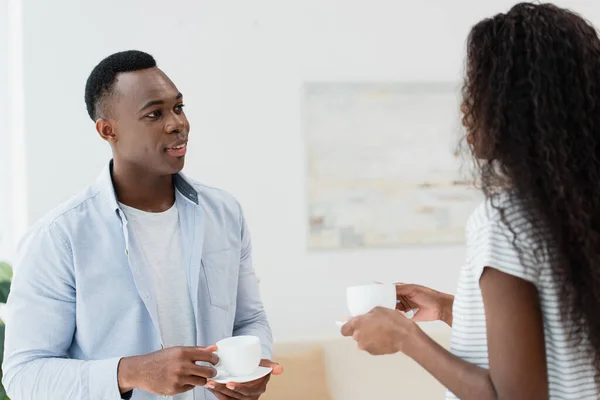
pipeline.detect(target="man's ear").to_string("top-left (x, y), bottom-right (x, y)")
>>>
top-left (96, 119), bottom-right (117, 143)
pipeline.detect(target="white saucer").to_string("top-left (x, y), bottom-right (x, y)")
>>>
top-left (212, 366), bottom-right (272, 384)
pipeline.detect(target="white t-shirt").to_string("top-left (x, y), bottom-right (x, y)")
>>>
top-left (448, 192), bottom-right (598, 399)
top-left (120, 201), bottom-right (196, 400)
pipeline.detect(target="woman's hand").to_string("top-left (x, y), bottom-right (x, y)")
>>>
top-left (340, 306), bottom-right (424, 355)
top-left (395, 283), bottom-right (454, 326)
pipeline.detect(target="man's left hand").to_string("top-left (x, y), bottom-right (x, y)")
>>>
top-left (205, 359), bottom-right (283, 400)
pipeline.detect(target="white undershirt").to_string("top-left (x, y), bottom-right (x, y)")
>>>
top-left (120, 201), bottom-right (196, 400)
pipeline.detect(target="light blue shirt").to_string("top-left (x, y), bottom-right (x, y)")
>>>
top-left (2, 161), bottom-right (273, 400)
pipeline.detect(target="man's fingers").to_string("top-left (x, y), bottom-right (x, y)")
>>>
top-left (218, 387), bottom-right (245, 400)
top-left (181, 374), bottom-right (210, 387)
top-left (187, 364), bottom-right (218, 379)
top-left (208, 389), bottom-right (237, 400)
top-left (209, 392), bottom-right (228, 400)
top-left (187, 347), bottom-right (219, 365)
top-left (226, 375), bottom-right (270, 396)
top-left (206, 382), bottom-right (245, 399)
top-left (259, 359), bottom-right (284, 375)
top-left (173, 384), bottom-right (195, 395)
top-left (190, 344), bottom-right (218, 353)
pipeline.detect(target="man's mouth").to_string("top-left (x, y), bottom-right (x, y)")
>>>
top-left (166, 142), bottom-right (187, 157)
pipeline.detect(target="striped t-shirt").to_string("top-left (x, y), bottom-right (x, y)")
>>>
top-left (447, 193), bottom-right (598, 399)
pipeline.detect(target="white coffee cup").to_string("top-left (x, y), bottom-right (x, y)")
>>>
top-left (346, 283), bottom-right (397, 317)
top-left (214, 335), bottom-right (261, 377)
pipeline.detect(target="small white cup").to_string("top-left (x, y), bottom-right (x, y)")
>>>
top-left (346, 283), bottom-right (397, 317)
top-left (214, 335), bottom-right (261, 377)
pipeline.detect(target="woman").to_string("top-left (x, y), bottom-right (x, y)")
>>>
top-left (341, 3), bottom-right (600, 399)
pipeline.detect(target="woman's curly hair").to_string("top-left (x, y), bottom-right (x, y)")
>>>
top-left (462, 2), bottom-right (600, 378)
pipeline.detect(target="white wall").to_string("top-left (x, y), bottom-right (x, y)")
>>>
top-left (0, 1), bottom-right (10, 261)
top-left (17, 0), bottom-right (600, 341)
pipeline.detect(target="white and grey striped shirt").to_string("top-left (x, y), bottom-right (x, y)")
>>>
top-left (447, 193), bottom-right (599, 399)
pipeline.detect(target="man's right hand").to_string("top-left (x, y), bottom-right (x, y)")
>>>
top-left (395, 283), bottom-right (454, 326)
top-left (117, 345), bottom-right (219, 397)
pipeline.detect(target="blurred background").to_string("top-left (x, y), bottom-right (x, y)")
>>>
top-left (1, 1), bottom-right (598, 399)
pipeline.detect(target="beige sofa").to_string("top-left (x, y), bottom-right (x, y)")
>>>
top-left (263, 328), bottom-right (452, 400)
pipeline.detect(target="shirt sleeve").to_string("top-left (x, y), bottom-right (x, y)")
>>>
top-left (467, 198), bottom-right (542, 285)
top-left (2, 222), bottom-right (125, 400)
top-left (231, 202), bottom-right (274, 360)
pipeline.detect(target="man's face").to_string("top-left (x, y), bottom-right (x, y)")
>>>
top-left (103, 67), bottom-right (190, 176)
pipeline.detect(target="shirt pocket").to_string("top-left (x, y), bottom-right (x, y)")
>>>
top-left (201, 248), bottom-right (234, 311)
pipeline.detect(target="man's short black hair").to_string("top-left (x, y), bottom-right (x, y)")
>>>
top-left (84, 50), bottom-right (157, 121)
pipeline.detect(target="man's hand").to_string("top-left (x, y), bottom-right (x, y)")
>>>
top-left (118, 345), bottom-right (219, 397)
top-left (395, 283), bottom-right (454, 326)
top-left (205, 359), bottom-right (283, 400)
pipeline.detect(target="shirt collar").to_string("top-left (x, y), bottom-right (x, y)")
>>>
top-left (95, 159), bottom-right (200, 214)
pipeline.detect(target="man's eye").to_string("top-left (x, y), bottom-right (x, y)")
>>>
top-left (175, 104), bottom-right (186, 113)
top-left (147, 110), bottom-right (162, 118)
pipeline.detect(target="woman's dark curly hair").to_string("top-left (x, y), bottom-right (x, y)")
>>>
top-left (462, 2), bottom-right (600, 378)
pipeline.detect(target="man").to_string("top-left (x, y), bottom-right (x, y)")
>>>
top-left (2, 50), bottom-right (282, 400)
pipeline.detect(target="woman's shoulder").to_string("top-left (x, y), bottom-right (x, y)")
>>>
top-left (466, 190), bottom-right (528, 237)
top-left (464, 190), bottom-right (542, 282)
